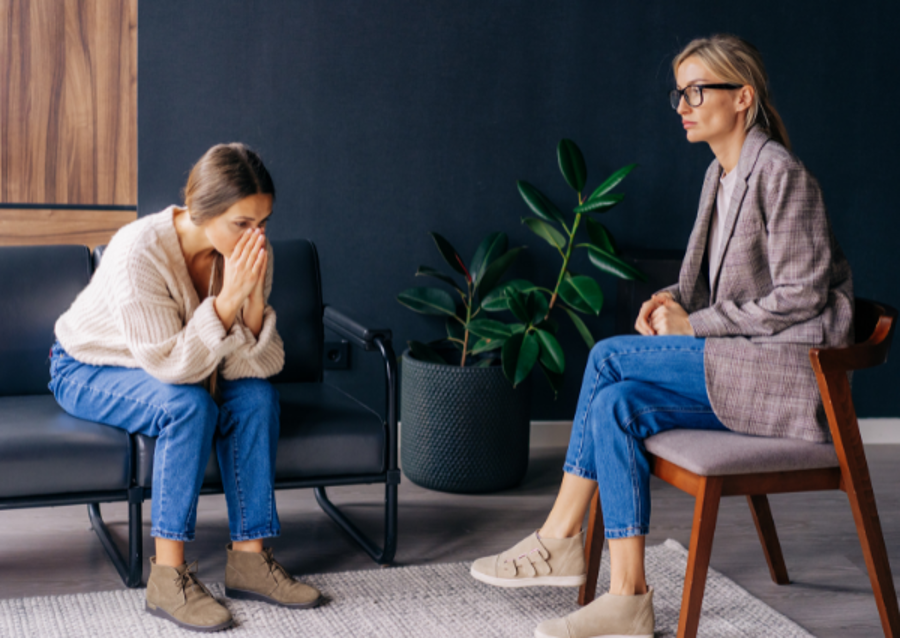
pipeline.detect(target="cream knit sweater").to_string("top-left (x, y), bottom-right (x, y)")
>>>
top-left (54, 206), bottom-right (285, 384)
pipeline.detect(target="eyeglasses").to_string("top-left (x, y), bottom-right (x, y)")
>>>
top-left (669, 83), bottom-right (743, 110)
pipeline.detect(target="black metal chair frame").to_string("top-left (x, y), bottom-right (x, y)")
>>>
top-left (86, 306), bottom-right (399, 588)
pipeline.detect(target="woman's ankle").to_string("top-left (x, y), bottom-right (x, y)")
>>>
top-left (608, 582), bottom-right (649, 596)
top-left (538, 525), bottom-right (581, 540)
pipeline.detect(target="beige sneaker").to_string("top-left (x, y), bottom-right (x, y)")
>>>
top-left (534, 587), bottom-right (655, 638)
top-left (145, 557), bottom-right (233, 633)
top-left (224, 544), bottom-right (321, 609)
top-left (470, 531), bottom-right (586, 588)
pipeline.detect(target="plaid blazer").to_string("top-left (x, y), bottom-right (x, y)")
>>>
top-left (660, 126), bottom-right (853, 442)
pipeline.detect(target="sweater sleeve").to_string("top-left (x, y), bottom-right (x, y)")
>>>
top-left (220, 241), bottom-right (286, 380)
top-left (114, 249), bottom-right (248, 384)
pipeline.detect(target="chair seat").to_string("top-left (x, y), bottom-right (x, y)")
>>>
top-left (644, 429), bottom-right (839, 477)
top-left (0, 395), bottom-right (131, 498)
top-left (134, 382), bottom-right (385, 487)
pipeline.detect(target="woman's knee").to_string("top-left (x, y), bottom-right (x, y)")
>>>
top-left (222, 378), bottom-right (280, 418)
top-left (160, 384), bottom-right (219, 432)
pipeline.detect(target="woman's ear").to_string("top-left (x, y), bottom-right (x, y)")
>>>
top-left (736, 85), bottom-right (755, 113)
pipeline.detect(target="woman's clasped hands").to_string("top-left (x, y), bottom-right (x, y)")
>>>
top-left (635, 292), bottom-right (695, 336)
top-left (215, 228), bottom-right (268, 333)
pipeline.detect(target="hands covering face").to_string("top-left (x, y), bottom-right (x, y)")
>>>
top-left (221, 228), bottom-right (267, 306)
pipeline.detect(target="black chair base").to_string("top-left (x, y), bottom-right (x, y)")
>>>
top-left (87, 486), bottom-right (144, 588)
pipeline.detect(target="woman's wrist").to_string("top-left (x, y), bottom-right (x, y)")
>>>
top-left (214, 292), bottom-right (243, 331)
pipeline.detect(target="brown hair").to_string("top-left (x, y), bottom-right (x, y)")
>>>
top-left (673, 35), bottom-right (791, 151)
top-left (183, 142), bottom-right (275, 224)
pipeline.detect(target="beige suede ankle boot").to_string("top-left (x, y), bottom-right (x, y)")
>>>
top-left (470, 531), bottom-right (587, 588)
top-left (224, 544), bottom-right (321, 608)
top-left (534, 587), bottom-right (655, 638)
top-left (145, 557), bottom-right (233, 633)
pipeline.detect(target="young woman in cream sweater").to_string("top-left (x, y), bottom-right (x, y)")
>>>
top-left (51, 143), bottom-right (320, 632)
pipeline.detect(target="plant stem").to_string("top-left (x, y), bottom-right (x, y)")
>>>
top-left (461, 279), bottom-right (473, 367)
top-left (546, 192), bottom-right (584, 317)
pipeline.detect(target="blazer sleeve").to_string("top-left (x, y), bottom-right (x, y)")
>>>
top-left (688, 165), bottom-right (833, 338)
top-left (220, 242), bottom-right (286, 380)
top-left (113, 250), bottom-right (249, 384)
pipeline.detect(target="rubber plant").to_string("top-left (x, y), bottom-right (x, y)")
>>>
top-left (398, 139), bottom-right (646, 393)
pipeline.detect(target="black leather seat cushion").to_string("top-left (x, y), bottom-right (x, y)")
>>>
top-left (134, 383), bottom-right (385, 487)
top-left (0, 395), bottom-right (130, 498)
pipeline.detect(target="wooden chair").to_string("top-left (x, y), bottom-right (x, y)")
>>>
top-left (578, 298), bottom-right (899, 638)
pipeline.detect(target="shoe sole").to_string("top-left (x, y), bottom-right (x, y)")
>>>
top-left (145, 602), bottom-right (233, 633)
top-left (225, 586), bottom-right (322, 609)
top-left (470, 566), bottom-right (586, 588)
top-left (535, 632), bottom-right (652, 638)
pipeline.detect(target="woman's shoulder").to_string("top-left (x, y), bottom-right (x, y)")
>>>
top-left (102, 207), bottom-right (184, 283)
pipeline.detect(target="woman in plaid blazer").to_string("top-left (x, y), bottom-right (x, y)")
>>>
top-left (471, 35), bottom-right (853, 638)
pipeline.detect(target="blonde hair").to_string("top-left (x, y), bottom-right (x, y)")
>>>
top-left (673, 35), bottom-right (790, 151)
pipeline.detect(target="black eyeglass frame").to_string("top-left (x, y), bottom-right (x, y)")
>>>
top-left (669, 83), bottom-right (743, 110)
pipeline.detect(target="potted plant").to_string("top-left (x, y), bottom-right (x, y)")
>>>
top-left (398, 139), bottom-right (645, 493)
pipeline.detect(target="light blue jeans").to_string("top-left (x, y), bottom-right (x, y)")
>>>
top-left (564, 335), bottom-right (728, 539)
top-left (48, 341), bottom-right (281, 543)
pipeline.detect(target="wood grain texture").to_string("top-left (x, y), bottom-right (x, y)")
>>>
top-left (578, 488), bottom-right (603, 606)
top-left (0, 208), bottom-right (136, 248)
top-left (0, 0), bottom-right (137, 206)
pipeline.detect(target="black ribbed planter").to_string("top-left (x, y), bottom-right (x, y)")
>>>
top-left (400, 350), bottom-right (532, 494)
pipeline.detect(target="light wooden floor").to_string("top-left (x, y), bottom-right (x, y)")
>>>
top-left (1, 445), bottom-right (898, 638)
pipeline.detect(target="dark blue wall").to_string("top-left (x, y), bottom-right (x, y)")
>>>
top-left (139, 1), bottom-right (899, 419)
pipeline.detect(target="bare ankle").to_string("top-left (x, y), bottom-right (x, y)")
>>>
top-left (538, 526), bottom-right (581, 540)
top-left (608, 583), bottom-right (648, 596)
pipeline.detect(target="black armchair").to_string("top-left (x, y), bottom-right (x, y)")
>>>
top-left (84, 238), bottom-right (399, 586)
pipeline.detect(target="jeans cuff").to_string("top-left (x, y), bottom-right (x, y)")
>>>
top-left (230, 527), bottom-right (280, 542)
top-left (151, 528), bottom-right (196, 542)
top-left (604, 526), bottom-right (648, 540)
top-left (563, 463), bottom-right (597, 482)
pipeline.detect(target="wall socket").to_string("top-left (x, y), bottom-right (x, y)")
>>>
top-left (323, 340), bottom-right (351, 370)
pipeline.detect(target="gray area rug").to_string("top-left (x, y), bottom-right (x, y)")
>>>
top-left (0, 539), bottom-right (813, 637)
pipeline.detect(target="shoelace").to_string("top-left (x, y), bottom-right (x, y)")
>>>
top-left (174, 561), bottom-right (213, 598)
top-left (261, 549), bottom-right (292, 583)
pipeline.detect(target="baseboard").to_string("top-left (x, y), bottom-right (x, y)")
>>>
top-left (529, 418), bottom-right (900, 448)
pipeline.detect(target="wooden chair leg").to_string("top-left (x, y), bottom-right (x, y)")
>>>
top-left (578, 488), bottom-right (604, 606)
top-left (678, 476), bottom-right (723, 638)
top-left (747, 494), bottom-right (790, 585)
top-left (843, 466), bottom-right (900, 636)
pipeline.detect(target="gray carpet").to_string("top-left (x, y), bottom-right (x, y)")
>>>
top-left (0, 539), bottom-right (813, 637)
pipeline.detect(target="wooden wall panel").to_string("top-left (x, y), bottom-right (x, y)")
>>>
top-left (0, 209), bottom-right (136, 249)
top-left (0, 0), bottom-right (137, 207)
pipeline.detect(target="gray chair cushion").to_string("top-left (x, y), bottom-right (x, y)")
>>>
top-left (0, 395), bottom-right (130, 498)
top-left (134, 383), bottom-right (385, 487)
top-left (644, 429), bottom-right (839, 477)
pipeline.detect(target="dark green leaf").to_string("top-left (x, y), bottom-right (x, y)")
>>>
top-left (539, 361), bottom-right (565, 397)
top-left (469, 232), bottom-right (508, 285)
top-left (516, 181), bottom-right (565, 225)
top-left (565, 275), bottom-right (604, 314)
top-left (478, 247), bottom-right (524, 298)
top-left (407, 340), bottom-right (447, 364)
top-left (429, 232), bottom-right (466, 275)
top-left (586, 246), bottom-right (648, 281)
top-left (515, 332), bottom-right (541, 386)
top-left (524, 291), bottom-right (550, 325)
top-left (535, 329), bottom-right (565, 374)
top-left (506, 289), bottom-right (531, 324)
top-left (587, 163), bottom-right (637, 201)
top-left (557, 139), bottom-right (587, 193)
top-left (397, 287), bottom-right (458, 316)
top-left (574, 194), bottom-right (624, 215)
top-left (584, 218), bottom-right (618, 255)
top-left (564, 308), bottom-right (595, 348)
top-left (479, 278), bottom-right (539, 311)
top-left (509, 323), bottom-right (527, 334)
top-left (415, 265), bottom-right (463, 292)
top-left (474, 358), bottom-right (496, 368)
top-left (446, 317), bottom-right (466, 343)
top-left (501, 332), bottom-right (524, 384)
top-left (471, 337), bottom-right (505, 354)
top-left (534, 317), bottom-right (559, 334)
top-left (522, 218), bottom-right (567, 250)
top-left (467, 318), bottom-right (513, 340)
top-left (558, 278), bottom-right (593, 314)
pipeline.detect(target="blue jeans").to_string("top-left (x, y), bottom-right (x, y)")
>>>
top-left (564, 335), bottom-right (727, 539)
top-left (48, 341), bottom-right (281, 542)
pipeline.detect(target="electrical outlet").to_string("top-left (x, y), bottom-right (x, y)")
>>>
top-left (323, 340), bottom-right (351, 370)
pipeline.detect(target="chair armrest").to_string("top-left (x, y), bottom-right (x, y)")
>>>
top-left (323, 305), bottom-right (392, 352)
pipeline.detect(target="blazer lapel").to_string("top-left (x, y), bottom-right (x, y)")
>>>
top-left (680, 163), bottom-right (719, 311)
top-left (708, 126), bottom-right (770, 301)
